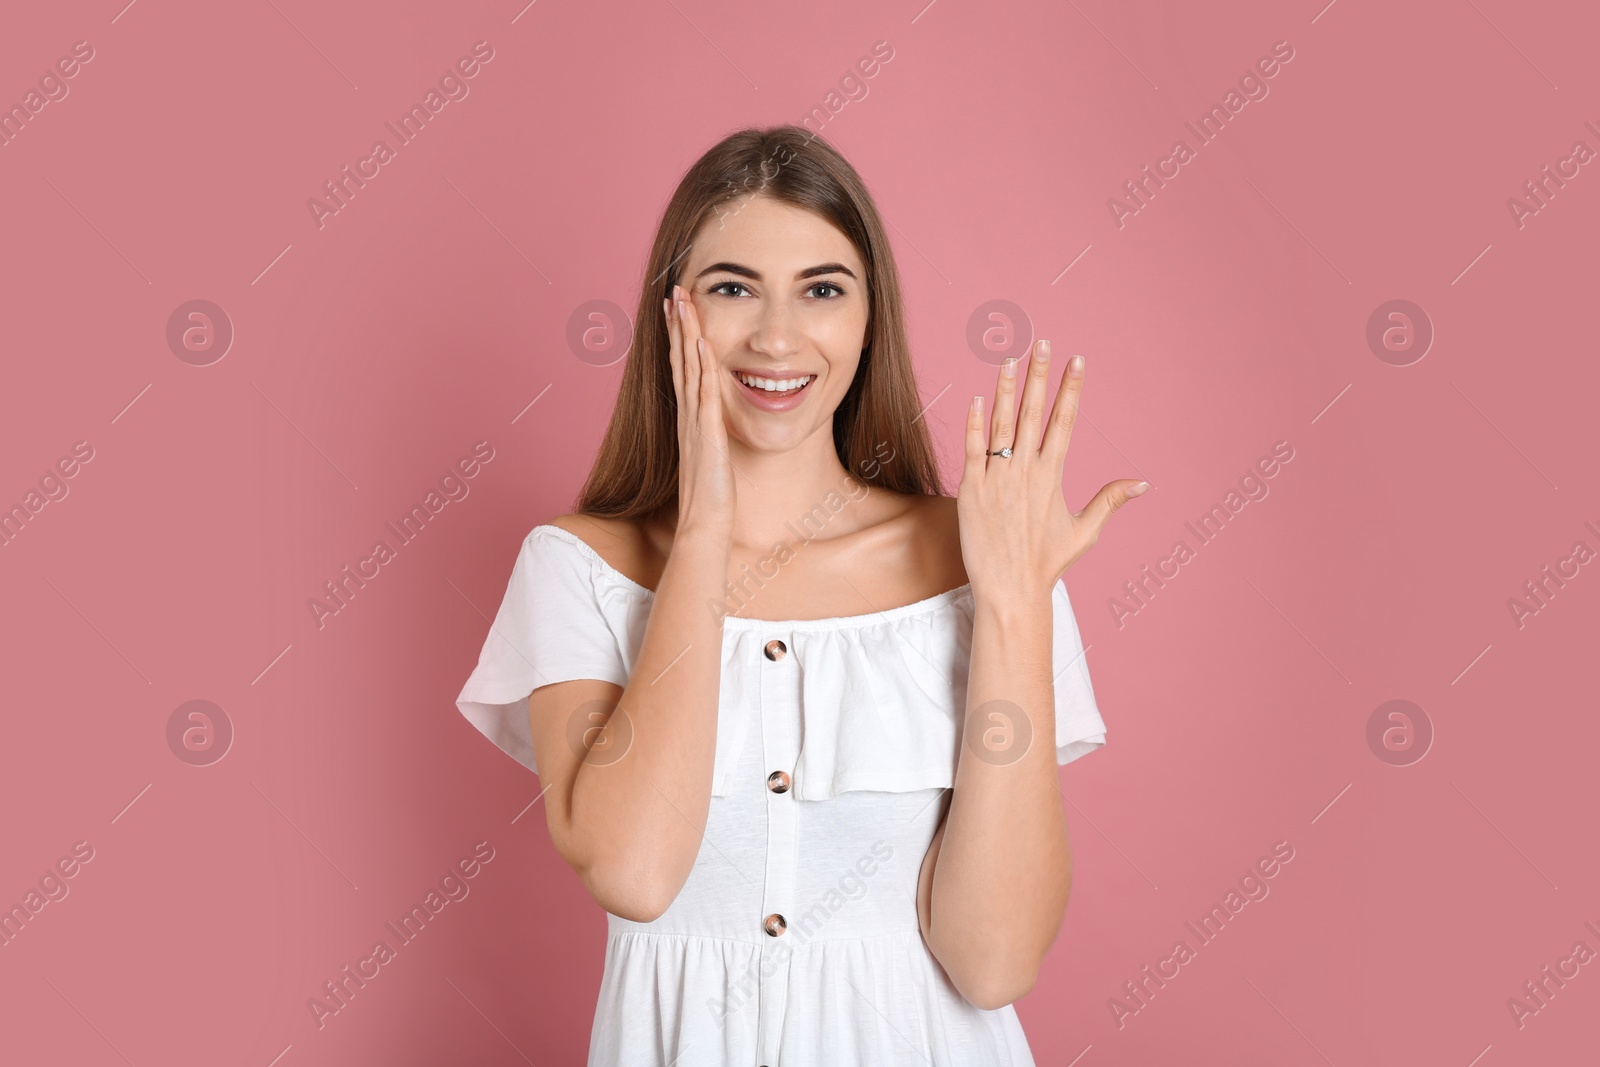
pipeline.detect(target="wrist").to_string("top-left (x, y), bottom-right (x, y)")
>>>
top-left (672, 523), bottom-right (732, 555)
top-left (971, 588), bottom-right (1053, 632)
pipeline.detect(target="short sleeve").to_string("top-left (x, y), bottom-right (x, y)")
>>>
top-left (1052, 578), bottom-right (1106, 765)
top-left (455, 526), bottom-right (631, 776)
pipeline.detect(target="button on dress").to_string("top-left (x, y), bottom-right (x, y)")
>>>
top-left (456, 524), bottom-right (1107, 1066)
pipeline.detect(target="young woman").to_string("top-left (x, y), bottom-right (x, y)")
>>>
top-left (457, 125), bottom-right (1146, 1066)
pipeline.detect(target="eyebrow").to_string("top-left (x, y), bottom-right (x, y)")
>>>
top-left (694, 261), bottom-right (858, 282)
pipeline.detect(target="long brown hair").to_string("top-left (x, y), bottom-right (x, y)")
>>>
top-left (576, 124), bottom-right (945, 520)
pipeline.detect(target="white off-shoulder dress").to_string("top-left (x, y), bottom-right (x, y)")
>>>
top-left (456, 524), bottom-right (1107, 1067)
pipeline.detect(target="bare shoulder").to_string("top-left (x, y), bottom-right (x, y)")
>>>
top-left (544, 511), bottom-right (627, 547)
top-left (544, 513), bottom-right (662, 589)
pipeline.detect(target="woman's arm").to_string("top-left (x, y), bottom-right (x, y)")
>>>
top-left (917, 591), bottom-right (1068, 1010)
top-left (918, 341), bottom-right (1146, 1008)
top-left (528, 525), bottom-right (729, 923)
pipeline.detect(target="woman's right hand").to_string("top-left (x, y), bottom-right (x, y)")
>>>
top-left (665, 284), bottom-right (736, 538)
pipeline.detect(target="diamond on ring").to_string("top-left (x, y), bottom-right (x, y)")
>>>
top-left (985, 447), bottom-right (1013, 458)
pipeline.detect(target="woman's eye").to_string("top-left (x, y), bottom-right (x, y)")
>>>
top-left (707, 281), bottom-right (845, 299)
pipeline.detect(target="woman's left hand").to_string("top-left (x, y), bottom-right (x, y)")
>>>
top-left (957, 340), bottom-right (1149, 603)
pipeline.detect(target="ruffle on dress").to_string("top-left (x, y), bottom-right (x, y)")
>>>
top-left (455, 525), bottom-right (1106, 798)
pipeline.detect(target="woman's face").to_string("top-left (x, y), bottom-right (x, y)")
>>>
top-left (678, 194), bottom-right (869, 455)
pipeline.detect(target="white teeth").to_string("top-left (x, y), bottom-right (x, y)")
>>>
top-left (737, 373), bottom-right (812, 392)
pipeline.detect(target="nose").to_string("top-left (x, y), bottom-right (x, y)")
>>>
top-left (748, 298), bottom-right (802, 361)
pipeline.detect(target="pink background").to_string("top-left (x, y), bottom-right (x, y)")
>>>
top-left (2, 0), bottom-right (1597, 1063)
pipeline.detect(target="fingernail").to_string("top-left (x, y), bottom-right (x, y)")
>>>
top-left (663, 298), bottom-right (671, 320)
top-left (697, 337), bottom-right (708, 358)
top-left (1002, 357), bottom-right (1018, 378)
top-left (1039, 340), bottom-right (1051, 359)
top-left (1128, 481), bottom-right (1150, 497)
top-left (677, 299), bottom-right (686, 319)
top-left (1068, 354), bottom-right (1085, 377)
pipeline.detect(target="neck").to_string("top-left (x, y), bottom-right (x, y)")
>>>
top-left (720, 422), bottom-right (874, 552)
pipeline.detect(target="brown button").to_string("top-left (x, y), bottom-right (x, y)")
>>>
top-left (767, 770), bottom-right (791, 794)
top-left (763, 913), bottom-right (787, 937)
top-left (763, 639), bottom-right (787, 661)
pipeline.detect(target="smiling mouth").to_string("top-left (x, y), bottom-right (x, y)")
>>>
top-left (733, 371), bottom-right (815, 398)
